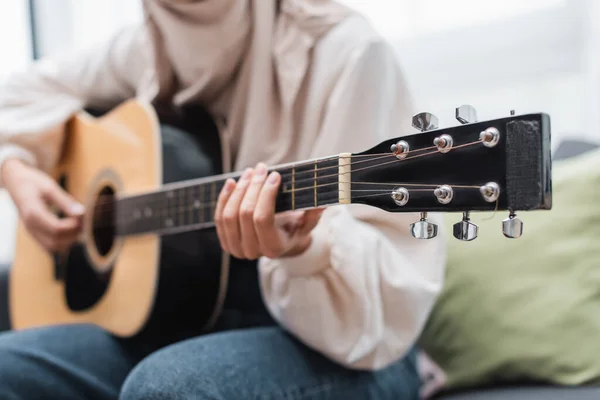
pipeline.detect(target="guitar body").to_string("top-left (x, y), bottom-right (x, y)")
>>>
top-left (10, 100), bottom-right (224, 345)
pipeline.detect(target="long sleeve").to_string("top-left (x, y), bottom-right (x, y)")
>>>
top-left (259, 34), bottom-right (447, 370)
top-left (0, 25), bottom-right (149, 185)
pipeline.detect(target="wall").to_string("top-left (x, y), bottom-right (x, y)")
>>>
top-left (0, 1), bottom-right (31, 264)
top-left (341, 0), bottom-right (598, 147)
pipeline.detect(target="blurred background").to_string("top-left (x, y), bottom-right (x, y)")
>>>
top-left (0, 0), bottom-right (599, 264)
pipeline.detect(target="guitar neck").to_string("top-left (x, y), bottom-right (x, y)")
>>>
top-left (112, 154), bottom-right (348, 237)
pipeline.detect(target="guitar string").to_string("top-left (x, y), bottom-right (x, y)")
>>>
top-left (88, 150), bottom-right (420, 208)
top-left (89, 139), bottom-right (480, 212)
top-left (89, 140), bottom-right (476, 209)
top-left (96, 182), bottom-right (481, 219)
top-left (89, 184), bottom-right (442, 227)
top-left (89, 139), bottom-right (482, 215)
top-left (90, 148), bottom-right (485, 229)
top-left (275, 145), bottom-right (439, 179)
top-left (91, 182), bottom-right (484, 230)
top-left (92, 145), bottom-right (438, 211)
top-left (151, 195), bottom-right (502, 237)
top-left (110, 190), bottom-right (427, 235)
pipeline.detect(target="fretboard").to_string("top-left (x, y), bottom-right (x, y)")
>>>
top-left (113, 155), bottom-right (345, 237)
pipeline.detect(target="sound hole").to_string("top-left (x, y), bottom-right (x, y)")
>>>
top-left (64, 186), bottom-right (116, 311)
top-left (93, 186), bottom-right (116, 257)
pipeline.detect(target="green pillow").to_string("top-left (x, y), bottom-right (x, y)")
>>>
top-left (420, 147), bottom-right (600, 390)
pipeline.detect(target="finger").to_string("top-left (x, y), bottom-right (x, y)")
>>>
top-left (254, 171), bottom-right (284, 258)
top-left (36, 207), bottom-right (81, 237)
top-left (239, 163), bottom-right (268, 259)
top-left (22, 200), bottom-right (81, 239)
top-left (298, 208), bottom-right (325, 235)
top-left (275, 210), bottom-right (305, 233)
top-left (214, 178), bottom-right (236, 254)
top-left (37, 231), bottom-right (79, 253)
top-left (41, 181), bottom-right (85, 217)
top-left (222, 168), bottom-right (253, 258)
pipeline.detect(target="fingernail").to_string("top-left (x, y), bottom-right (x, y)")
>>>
top-left (241, 168), bottom-right (252, 181)
top-left (268, 172), bottom-right (279, 185)
top-left (255, 163), bottom-right (267, 177)
top-left (70, 203), bottom-right (85, 215)
top-left (224, 179), bottom-right (235, 192)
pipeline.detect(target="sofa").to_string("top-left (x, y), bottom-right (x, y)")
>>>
top-left (428, 138), bottom-right (600, 399)
top-left (0, 139), bottom-right (599, 399)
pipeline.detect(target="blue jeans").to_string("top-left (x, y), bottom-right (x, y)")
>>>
top-left (0, 323), bottom-right (420, 399)
top-left (0, 255), bottom-right (420, 399)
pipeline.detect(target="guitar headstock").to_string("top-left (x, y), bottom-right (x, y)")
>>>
top-left (350, 105), bottom-right (552, 241)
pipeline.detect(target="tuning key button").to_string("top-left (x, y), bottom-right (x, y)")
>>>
top-left (391, 187), bottom-right (409, 206)
top-left (412, 112), bottom-right (439, 132)
top-left (480, 182), bottom-right (500, 203)
top-left (410, 212), bottom-right (438, 240)
top-left (480, 127), bottom-right (500, 148)
top-left (453, 211), bottom-right (478, 241)
top-left (434, 134), bottom-right (454, 153)
top-left (434, 185), bottom-right (453, 204)
top-left (502, 212), bottom-right (523, 238)
top-left (390, 140), bottom-right (409, 159)
top-left (455, 105), bottom-right (478, 124)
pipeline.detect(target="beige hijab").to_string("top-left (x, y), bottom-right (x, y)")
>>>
top-left (142, 0), bottom-right (351, 168)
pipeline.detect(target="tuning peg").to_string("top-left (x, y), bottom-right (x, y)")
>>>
top-left (502, 212), bottom-right (523, 238)
top-left (390, 140), bottom-right (409, 159)
top-left (412, 112), bottom-right (439, 132)
top-left (479, 182), bottom-right (500, 203)
top-left (455, 105), bottom-right (478, 124)
top-left (411, 212), bottom-right (438, 239)
top-left (391, 187), bottom-right (409, 206)
top-left (453, 212), bottom-right (478, 241)
top-left (434, 185), bottom-right (453, 204)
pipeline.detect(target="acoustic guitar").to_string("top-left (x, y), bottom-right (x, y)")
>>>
top-left (9, 100), bottom-right (552, 343)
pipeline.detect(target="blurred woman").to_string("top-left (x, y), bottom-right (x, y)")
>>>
top-left (0, 0), bottom-right (445, 398)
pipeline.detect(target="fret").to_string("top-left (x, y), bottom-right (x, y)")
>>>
top-left (314, 162), bottom-right (317, 207)
top-left (165, 190), bottom-right (174, 229)
top-left (190, 185), bottom-right (196, 225)
top-left (211, 181), bottom-right (216, 222)
top-left (175, 187), bottom-right (180, 227)
top-left (191, 185), bottom-right (198, 225)
top-left (159, 193), bottom-right (166, 231)
top-left (179, 187), bottom-right (185, 226)
top-left (185, 186), bottom-right (194, 225)
top-left (196, 184), bottom-right (203, 224)
top-left (176, 190), bottom-right (182, 226)
top-left (291, 167), bottom-right (295, 210)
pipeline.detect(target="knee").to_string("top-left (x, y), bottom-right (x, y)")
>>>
top-left (120, 342), bottom-right (219, 400)
top-left (0, 346), bottom-right (44, 399)
top-left (120, 329), bottom-right (268, 400)
top-left (120, 358), bottom-right (173, 400)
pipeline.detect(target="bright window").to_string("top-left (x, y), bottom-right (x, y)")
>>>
top-left (0, 1), bottom-right (31, 263)
top-left (0, 2), bottom-right (32, 75)
top-left (340, 0), bottom-right (567, 39)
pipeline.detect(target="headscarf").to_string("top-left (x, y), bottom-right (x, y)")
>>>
top-left (143, 0), bottom-right (351, 166)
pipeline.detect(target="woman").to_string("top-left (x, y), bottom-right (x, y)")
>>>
top-left (0, 0), bottom-right (445, 398)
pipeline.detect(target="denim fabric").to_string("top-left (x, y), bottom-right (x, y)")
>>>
top-left (0, 322), bottom-right (420, 400)
top-left (0, 257), bottom-right (420, 399)
top-left (0, 324), bottom-right (140, 400)
top-left (120, 327), bottom-right (420, 400)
